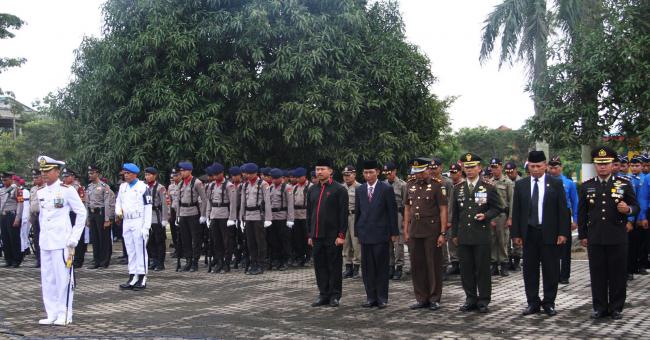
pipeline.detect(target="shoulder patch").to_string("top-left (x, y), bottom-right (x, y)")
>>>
top-left (614, 175), bottom-right (630, 182)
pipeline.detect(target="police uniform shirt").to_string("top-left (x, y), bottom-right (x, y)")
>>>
top-left (345, 182), bottom-right (361, 215)
top-left (492, 175), bottom-right (514, 216)
top-left (86, 181), bottom-right (111, 222)
top-left (206, 179), bottom-right (237, 220)
top-left (168, 182), bottom-right (180, 207)
top-left (239, 178), bottom-right (272, 222)
top-left (0, 183), bottom-right (23, 222)
top-left (173, 177), bottom-right (207, 217)
top-left (385, 177), bottom-right (408, 209)
top-left (148, 182), bottom-right (169, 224)
top-left (38, 180), bottom-right (87, 250)
top-left (406, 178), bottom-right (447, 238)
top-left (292, 182), bottom-right (312, 220)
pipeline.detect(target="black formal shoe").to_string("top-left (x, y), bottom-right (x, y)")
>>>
top-left (388, 265), bottom-right (395, 279)
top-left (132, 276), bottom-right (147, 291)
top-left (352, 264), bottom-right (360, 278)
top-left (610, 311), bottom-right (623, 320)
top-left (627, 273), bottom-right (634, 281)
top-left (190, 259), bottom-right (198, 272)
top-left (459, 303), bottom-right (477, 312)
top-left (362, 301), bottom-right (377, 308)
top-left (119, 274), bottom-right (135, 290)
top-left (591, 310), bottom-right (608, 319)
top-left (392, 266), bottom-right (403, 280)
top-left (559, 278), bottom-right (569, 284)
top-left (543, 305), bottom-right (557, 316)
top-left (499, 263), bottom-right (509, 277)
top-left (183, 259), bottom-right (192, 272)
top-left (637, 268), bottom-right (648, 275)
top-left (429, 302), bottom-right (441, 311)
top-left (155, 263), bottom-right (165, 271)
top-left (278, 263), bottom-right (289, 271)
top-left (311, 298), bottom-right (329, 307)
top-left (377, 302), bottom-right (388, 309)
top-left (12, 263), bottom-right (20, 268)
top-left (329, 298), bottom-right (340, 307)
top-left (522, 305), bottom-right (540, 315)
top-left (409, 301), bottom-right (430, 310)
top-left (343, 264), bottom-right (353, 278)
top-left (218, 264), bottom-right (230, 273)
top-left (3, 262), bottom-right (12, 268)
top-left (491, 263), bottom-right (499, 276)
top-left (87, 264), bottom-right (99, 269)
top-left (478, 305), bottom-right (489, 313)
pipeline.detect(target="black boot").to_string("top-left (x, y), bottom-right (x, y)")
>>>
top-left (352, 264), bottom-right (360, 278)
top-left (508, 256), bottom-right (515, 271)
top-left (119, 274), bottom-right (136, 290)
top-left (183, 258), bottom-right (192, 272)
top-left (491, 263), bottom-right (499, 276)
top-left (212, 260), bottom-right (223, 274)
top-left (219, 262), bottom-right (231, 273)
top-left (190, 258), bottom-right (198, 272)
top-left (148, 259), bottom-right (157, 270)
top-left (389, 265), bottom-right (395, 279)
top-left (500, 262), bottom-right (509, 277)
top-left (512, 257), bottom-right (521, 271)
top-left (155, 262), bottom-right (165, 271)
top-left (343, 264), bottom-right (353, 278)
top-left (393, 266), bottom-right (403, 280)
top-left (133, 275), bottom-right (147, 290)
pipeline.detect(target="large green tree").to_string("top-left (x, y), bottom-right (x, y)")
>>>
top-left (48, 0), bottom-right (450, 177)
top-left (0, 12), bottom-right (25, 95)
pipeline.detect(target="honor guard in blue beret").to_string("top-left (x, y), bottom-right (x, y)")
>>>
top-left (290, 167), bottom-right (312, 267)
top-left (144, 166), bottom-right (169, 272)
top-left (204, 162), bottom-right (237, 274)
top-left (172, 161), bottom-right (207, 272)
top-left (239, 162), bottom-right (272, 275)
top-left (267, 168), bottom-right (295, 271)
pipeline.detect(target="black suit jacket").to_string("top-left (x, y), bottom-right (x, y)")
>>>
top-left (355, 181), bottom-right (399, 244)
top-left (511, 175), bottom-right (571, 245)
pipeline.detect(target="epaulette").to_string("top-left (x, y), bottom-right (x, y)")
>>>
top-left (481, 178), bottom-right (495, 187)
top-left (614, 175), bottom-right (630, 183)
top-left (453, 181), bottom-right (464, 188)
top-left (583, 177), bottom-right (597, 183)
top-left (407, 178), bottom-right (416, 184)
top-left (432, 177), bottom-right (442, 183)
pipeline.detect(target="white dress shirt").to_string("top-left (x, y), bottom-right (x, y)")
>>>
top-left (531, 174), bottom-right (546, 224)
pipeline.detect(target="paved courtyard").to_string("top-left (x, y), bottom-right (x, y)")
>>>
top-left (0, 247), bottom-right (648, 339)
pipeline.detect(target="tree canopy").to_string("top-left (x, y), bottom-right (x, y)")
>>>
top-left (48, 0), bottom-right (451, 177)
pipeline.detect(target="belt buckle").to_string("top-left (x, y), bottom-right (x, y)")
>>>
top-left (415, 212), bottom-right (420, 220)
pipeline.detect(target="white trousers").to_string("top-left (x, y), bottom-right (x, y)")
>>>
top-left (123, 219), bottom-right (148, 275)
top-left (21, 220), bottom-right (30, 251)
top-left (40, 248), bottom-right (74, 321)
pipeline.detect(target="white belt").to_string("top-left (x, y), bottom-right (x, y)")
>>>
top-left (124, 212), bottom-right (143, 220)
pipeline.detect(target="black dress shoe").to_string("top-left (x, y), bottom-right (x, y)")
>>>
top-left (611, 311), bottom-right (623, 320)
top-left (132, 276), bottom-right (146, 291)
top-left (522, 305), bottom-right (540, 315)
top-left (329, 298), bottom-right (340, 307)
top-left (543, 305), bottom-right (557, 316)
top-left (478, 305), bottom-right (489, 313)
top-left (429, 302), bottom-right (441, 311)
top-left (459, 304), bottom-right (477, 312)
top-left (311, 298), bottom-right (329, 307)
top-left (627, 273), bottom-right (634, 281)
top-left (377, 302), bottom-right (388, 309)
top-left (591, 310), bottom-right (608, 319)
top-left (637, 268), bottom-right (648, 275)
top-left (3, 263), bottom-right (12, 268)
top-left (87, 264), bottom-right (99, 269)
top-left (559, 278), bottom-right (569, 284)
top-left (409, 301), bottom-right (430, 310)
top-left (362, 301), bottom-right (377, 308)
top-left (119, 274), bottom-right (135, 290)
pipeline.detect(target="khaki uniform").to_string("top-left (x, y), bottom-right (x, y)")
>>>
top-left (508, 175), bottom-right (523, 259)
top-left (1, 183), bottom-right (24, 266)
top-left (490, 175), bottom-right (513, 264)
top-left (239, 178), bottom-right (272, 268)
top-left (343, 181), bottom-right (361, 265)
top-left (172, 177), bottom-right (207, 260)
top-left (385, 177), bottom-right (407, 267)
top-left (291, 182), bottom-right (312, 263)
top-left (437, 176), bottom-right (457, 267)
top-left (405, 177), bottom-right (447, 303)
top-left (85, 181), bottom-right (112, 268)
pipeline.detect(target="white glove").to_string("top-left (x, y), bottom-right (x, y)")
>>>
top-left (264, 221), bottom-right (272, 228)
top-left (286, 221), bottom-right (294, 229)
top-left (142, 228), bottom-right (150, 242)
top-left (206, 219), bottom-right (212, 228)
top-left (66, 239), bottom-right (78, 248)
top-left (162, 221), bottom-right (169, 229)
top-left (240, 221), bottom-right (245, 232)
top-left (199, 216), bottom-right (207, 224)
top-left (176, 217), bottom-right (180, 225)
top-left (227, 220), bottom-right (235, 227)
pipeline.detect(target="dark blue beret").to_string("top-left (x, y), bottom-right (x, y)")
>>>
top-left (293, 167), bottom-right (306, 177)
top-left (270, 168), bottom-right (283, 179)
top-left (205, 166), bottom-right (217, 176)
top-left (144, 167), bottom-right (158, 174)
top-left (229, 166), bottom-right (242, 175)
top-left (261, 167), bottom-right (272, 176)
top-left (178, 161), bottom-right (193, 171)
top-left (211, 162), bottom-right (224, 174)
top-left (241, 163), bottom-right (259, 174)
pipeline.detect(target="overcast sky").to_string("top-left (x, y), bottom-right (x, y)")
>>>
top-left (0, 0), bottom-right (533, 131)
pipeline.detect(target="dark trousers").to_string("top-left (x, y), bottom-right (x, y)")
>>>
top-left (88, 211), bottom-right (111, 267)
top-left (588, 243), bottom-right (627, 313)
top-left (458, 243), bottom-right (491, 306)
top-left (210, 219), bottom-right (235, 264)
top-left (313, 238), bottom-right (343, 300)
top-left (179, 215), bottom-right (202, 259)
top-left (409, 236), bottom-right (443, 304)
top-left (70, 212), bottom-right (87, 268)
top-left (361, 242), bottom-right (390, 304)
top-left (1, 212), bottom-right (22, 265)
top-left (149, 223), bottom-right (166, 265)
top-left (245, 220), bottom-right (267, 266)
top-left (559, 241), bottom-right (572, 280)
top-left (291, 219), bottom-right (308, 262)
top-left (169, 208), bottom-right (178, 248)
top-left (267, 220), bottom-right (292, 265)
top-left (234, 220), bottom-right (248, 263)
top-left (31, 214), bottom-right (41, 261)
top-left (522, 227), bottom-right (560, 307)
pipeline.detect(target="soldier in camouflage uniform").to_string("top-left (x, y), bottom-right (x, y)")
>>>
top-left (488, 158), bottom-right (514, 277)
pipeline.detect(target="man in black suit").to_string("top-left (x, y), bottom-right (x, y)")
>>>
top-left (511, 151), bottom-right (570, 317)
top-left (355, 160), bottom-right (399, 309)
top-left (306, 159), bottom-right (348, 308)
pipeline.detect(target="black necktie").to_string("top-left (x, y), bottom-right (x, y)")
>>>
top-left (529, 178), bottom-right (539, 226)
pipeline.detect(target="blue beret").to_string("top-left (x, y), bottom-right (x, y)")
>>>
top-left (261, 167), bottom-right (271, 176)
top-left (229, 166), bottom-right (242, 175)
top-left (178, 161), bottom-right (193, 171)
top-left (270, 168), bottom-right (283, 179)
top-left (241, 163), bottom-right (259, 173)
top-left (122, 163), bottom-right (140, 174)
top-left (288, 169), bottom-right (295, 177)
top-left (283, 169), bottom-right (289, 177)
top-left (205, 165), bottom-right (217, 176)
top-left (293, 167), bottom-right (307, 177)
top-left (144, 167), bottom-right (158, 174)
top-left (211, 162), bottom-right (224, 174)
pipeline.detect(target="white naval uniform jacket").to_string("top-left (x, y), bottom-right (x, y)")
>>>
top-left (37, 180), bottom-right (87, 251)
top-left (115, 180), bottom-right (152, 234)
